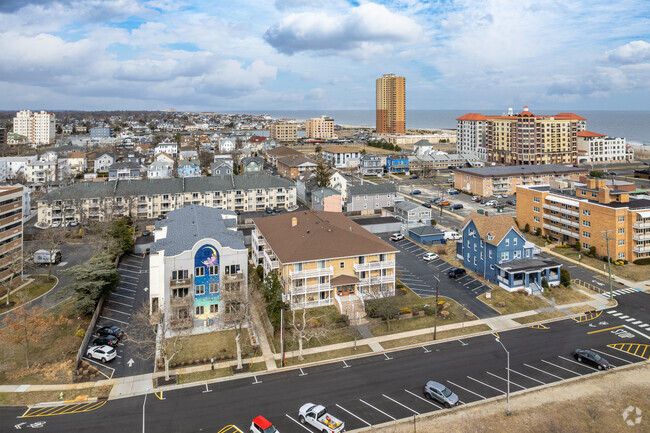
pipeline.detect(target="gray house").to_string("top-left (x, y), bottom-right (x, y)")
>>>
top-left (241, 156), bottom-right (265, 173)
top-left (211, 161), bottom-right (232, 176)
top-left (311, 187), bottom-right (342, 212)
top-left (108, 162), bottom-right (141, 181)
top-left (94, 153), bottom-right (115, 173)
top-left (359, 154), bottom-right (383, 176)
top-left (346, 183), bottom-right (400, 214)
top-left (296, 171), bottom-right (318, 203)
top-left (391, 200), bottom-right (432, 226)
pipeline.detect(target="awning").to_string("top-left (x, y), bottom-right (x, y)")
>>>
top-left (330, 274), bottom-right (360, 286)
top-left (547, 195), bottom-right (580, 207)
top-left (636, 210), bottom-right (650, 219)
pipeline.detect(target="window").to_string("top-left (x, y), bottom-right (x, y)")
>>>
top-left (295, 263), bottom-right (303, 271)
top-left (514, 250), bottom-right (521, 259)
top-left (195, 306), bottom-right (204, 315)
top-left (473, 257), bottom-right (476, 265)
top-left (618, 216), bottom-right (625, 223)
top-left (583, 231), bottom-right (591, 238)
top-left (210, 304), bottom-right (218, 313)
top-left (209, 265), bottom-right (218, 275)
top-left (467, 240), bottom-right (470, 248)
top-left (618, 240), bottom-right (625, 246)
top-left (618, 252), bottom-right (625, 259)
top-left (533, 197), bottom-right (540, 203)
top-left (489, 250), bottom-right (493, 259)
top-left (583, 220), bottom-right (591, 227)
top-left (195, 266), bottom-right (205, 277)
top-left (466, 253), bottom-right (470, 261)
top-left (618, 228), bottom-right (625, 234)
top-left (480, 252), bottom-right (483, 260)
top-left (582, 209), bottom-right (590, 216)
top-left (339, 262), bottom-right (345, 269)
top-left (195, 285), bottom-right (205, 295)
top-left (225, 264), bottom-right (241, 274)
top-left (209, 283), bottom-right (219, 293)
top-left (505, 239), bottom-right (510, 247)
top-left (582, 243), bottom-right (590, 249)
top-left (172, 270), bottom-right (188, 280)
top-left (534, 216), bottom-right (540, 223)
top-left (513, 238), bottom-right (518, 246)
top-left (500, 252), bottom-right (509, 261)
top-left (533, 206), bottom-right (540, 213)
top-left (480, 240), bottom-right (483, 247)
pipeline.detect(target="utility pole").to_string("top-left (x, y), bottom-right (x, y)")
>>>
top-left (433, 276), bottom-right (440, 340)
top-left (601, 230), bottom-right (614, 300)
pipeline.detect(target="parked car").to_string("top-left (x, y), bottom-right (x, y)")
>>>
top-left (438, 200), bottom-right (451, 206)
top-left (608, 171), bottom-right (618, 176)
top-left (484, 200), bottom-right (497, 206)
top-left (447, 189), bottom-right (459, 195)
top-left (471, 196), bottom-right (481, 202)
top-left (443, 232), bottom-right (462, 241)
top-left (390, 233), bottom-right (404, 241)
top-left (265, 207), bottom-right (273, 214)
top-left (142, 230), bottom-right (151, 237)
top-left (430, 198), bottom-right (441, 204)
top-left (97, 325), bottom-right (124, 340)
top-left (423, 252), bottom-right (439, 262)
top-left (423, 380), bottom-right (459, 408)
top-left (448, 267), bottom-right (467, 278)
top-left (93, 335), bottom-right (118, 347)
top-left (450, 204), bottom-right (463, 210)
top-left (411, 190), bottom-right (422, 195)
top-left (51, 221), bottom-right (61, 228)
top-left (410, 174), bottom-right (419, 179)
top-left (86, 345), bottom-right (117, 363)
top-left (69, 220), bottom-right (79, 227)
top-left (250, 415), bottom-right (278, 433)
top-left (506, 199), bottom-right (516, 206)
top-left (573, 349), bottom-right (611, 370)
top-left (273, 206), bottom-right (282, 213)
top-left (298, 403), bottom-right (344, 433)
top-left (422, 202), bottom-right (432, 208)
top-left (33, 249), bottom-right (62, 265)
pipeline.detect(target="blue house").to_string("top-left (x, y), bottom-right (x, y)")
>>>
top-left (178, 160), bottom-right (201, 178)
top-left (386, 155), bottom-right (409, 174)
top-left (457, 212), bottom-right (561, 294)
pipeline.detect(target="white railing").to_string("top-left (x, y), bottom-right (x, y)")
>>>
top-left (353, 260), bottom-right (395, 273)
top-left (543, 223), bottom-right (579, 239)
top-left (290, 298), bottom-right (333, 310)
top-left (543, 214), bottom-right (579, 228)
top-left (263, 249), bottom-right (279, 270)
top-left (543, 204), bottom-right (579, 217)
top-left (289, 266), bottom-right (334, 280)
top-left (633, 221), bottom-right (650, 229)
top-left (333, 293), bottom-right (343, 312)
top-left (290, 283), bottom-right (330, 296)
top-left (633, 244), bottom-right (650, 253)
top-left (357, 275), bottom-right (394, 287)
top-left (633, 233), bottom-right (650, 241)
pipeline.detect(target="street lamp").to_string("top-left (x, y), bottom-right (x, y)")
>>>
top-left (142, 386), bottom-right (150, 433)
top-left (495, 338), bottom-right (510, 416)
top-left (433, 276), bottom-right (440, 340)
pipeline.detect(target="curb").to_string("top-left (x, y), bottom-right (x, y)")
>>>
top-left (29, 396), bottom-right (99, 409)
top-left (0, 275), bottom-right (59, 320)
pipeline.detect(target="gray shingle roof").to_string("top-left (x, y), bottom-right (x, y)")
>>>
top-left (454, 164), bottom-right (587, 177)
top-left (151, 205), bottom-right (244, 256)
top-left (349, 183), bottom-right (397, 196)
top-left (312, 187), bottom-right (340, 199)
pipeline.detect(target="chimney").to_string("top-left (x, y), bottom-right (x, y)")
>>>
top-left (291, 217), bottom-right (298, 227)
top-left (597, 186), bottom-right (611, 204)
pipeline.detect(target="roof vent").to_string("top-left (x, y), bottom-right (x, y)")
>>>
top-left (291, 217), bottom-right (298, 227)
top-left (306, 229), bottom-right (310, 233)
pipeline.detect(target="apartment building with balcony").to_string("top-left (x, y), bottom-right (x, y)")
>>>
top-left (251, 210), bottom-right (398, 323)
top-left (149, 205), bottom-right (247, 332)
top-left (0, 186), bottom-right (24, 284)
top-left (453, 165), bottom-right (587, 196)
top-left (269, 123), bottom-right (298, 143)
top-left (25, 160), bottom-right (57, 184)
top-left (577, 131), bottom-right (631, 164)
top-left (13, 110), bottom-right (56, 146)
top-left (305, 116), bottom-right (335, 140)
top-left (36, 174), bottom-right (296, 226)
top-left (516, 177), bottom-right (650, 262)
top-left (321, 146), bottom-right (361, 169)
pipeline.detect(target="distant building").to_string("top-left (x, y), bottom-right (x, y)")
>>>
top-left (321, 146), bottom-right (361, 169)
top-left (147, 161), bottom-right (173, 179)
top-left (155, 143), bottom-right (178, 158)
top-left (1, 155), bottom-right (38, 180)
top-left (311, 187), bottom-right (342, 212)
top-left (359, 154), bottom-right (383, 176)
top-left (347, 183), bottom-right (400, 214)
top-left (376, 74), bottom-right (405, 134)
top-left (25, 160), bottom-right (57, 183)
top-left (90, 127), bottom-right (113, 138)
top-left (276, 155), bottom-right (317, 180)
top-left (269, 123), bottom-right (298, 143)
top-left (211, 161), bottom-right (232, 176)
top-left (94, 153), bottom-right (115, 173)
top-left (108, 162), bottom-right (141, 181)
top-left (386, 155), bottom-right (409, 174)
top-left (177, 160), bottom-right (201, 178)
top-left (577, 131), bottom-right (630, 164)
top-left (305, 116), bottom-right (335, 140)
top-left (13, 110), bottom-right (56, 146)
top-left (0, 128), bottom-right (6, 146)
top-left (219, 137), bottom-right (236, 153)
top-left (240, 156), bottom-right (264, 173)
top-left (0, 186), bottom-right (24, 284)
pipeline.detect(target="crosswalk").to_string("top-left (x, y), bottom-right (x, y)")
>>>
top-left (606, 310), bottom-right (649, 329)
top-left (600, 287), bottom-right (641, 298)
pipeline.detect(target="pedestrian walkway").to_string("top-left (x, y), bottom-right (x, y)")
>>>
top-left (249, 309), bottom-right (278, 371)
top-left (354, 323), bottom-right (383, 352)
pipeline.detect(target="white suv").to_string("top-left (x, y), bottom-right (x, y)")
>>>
top-left (390, 233), bottom-right (404, 241)
top-left (86, 345), bottom-right (117, 363)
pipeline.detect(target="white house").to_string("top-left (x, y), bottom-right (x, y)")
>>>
top-left (1, 156), bottom-right (38, 180)
top-left (25, 160), bottom-right (57, 183)
top-left (147, 161), bottom-right (173, 179)
top-left (329, 171), bottom-right (351, 201)
top-left (94, 153), bottom-right (115, 172)
top-left (155, 142), bottom-right (179, 158)
top-left (155, 152), bottom-right (175, 166)
top-left (219, 137), bottom-right (236, 153)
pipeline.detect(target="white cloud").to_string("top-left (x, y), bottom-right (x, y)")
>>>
top-left (264, 3), bottom-right (422, 55)
top-left (604, 40), bottom-right (650, 64)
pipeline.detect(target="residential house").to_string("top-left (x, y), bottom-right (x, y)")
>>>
top-left (346, 183), bottom-right (400, 214)
top-left (457, 212), bottom-right (558, 293)
top-left (108, 162), bottom-right (141, 181)
top-left (241, 156), bottom-right (264, 173)
top-left (25, 160), bottom-right (57, 183)
top-left (322, 146), bottom-right (361, 169)
top-left (155, 143), bottom-right (178, 158)
top-left (147, 161), bottom-right (173, 179)
top-left (296, 171), bottom-right (318, 203)
top-left (94, 153), bottom-right (115, 173)
top-left (155, 152), bottom-right (175, 166)
top-left (276, 155), bottom-right (317, 180)
top-left (359, 154), bottom-right (383, 176)
top-left (179, 150), bottom-right (198, 161)
top-left (386, 155), bottom-right (409, 174)
top-left (211, 161), bottom-right (233, 176)
top-left (65, 151), bottom-right (87, 175)
top-left (219, 137), bottom-right (236, 153)
top-left (329, 171), bottom-right (352, 201)
top-left (389, 201), bottom-right (432, 227)
top-left (2, 156), bottom-right (38, 180)
top-left (177, 160), bottom-right (201, 178)
top-left (312, 188), bottom-right (342, 212)
top-left (265, 146), bottom-right (302, 167)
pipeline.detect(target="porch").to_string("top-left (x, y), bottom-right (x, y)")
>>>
top-left (495, 258), bottom-right (562, 294)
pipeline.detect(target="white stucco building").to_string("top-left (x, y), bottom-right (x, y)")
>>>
top-left (456, 114), bottom-right (487, 162)
top-left (13, 110), bottom-right (56, 146)
top-left (577, 131), bottom-right (630, 164)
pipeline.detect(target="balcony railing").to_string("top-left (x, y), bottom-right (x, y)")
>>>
top-left (224, 272), bottom-right (244, 282)
top-left (169, 317), bottom-right (193, 329)
top-left (290, 266), bottom-right (334, 280)
top-left (633, 244), bottom-right (650, 253)
top-left (543, 223), bottom-right (580, 239)
top-left (353, 260), bottom-right (395, 273)
top-left (543, 214), bottom-right (579, 228)
top-left (170, 295), bottom-right (193, 307)
top-left (633, 221), bottom-right (650, 230)
top-left (263, 249), bottom-right (279, 269)
top-left (357, 275), bottom-right (394, 287)
top-left (291, 283), bottom-right (330, 296)
top-left (633, 233), bottom-right (650, 241)
top-left (169, 276), bottom-right (193, 288)
top-left (543, 203), bottom-right (579, 217)
top-left (290, 298), bottom-right (333, 310)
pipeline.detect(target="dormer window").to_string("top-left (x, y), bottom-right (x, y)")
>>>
top-left (487, 233), bottom-right (495, 241)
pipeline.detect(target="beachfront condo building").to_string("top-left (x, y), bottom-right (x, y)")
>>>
top-left (270, 123), bottom-right (298, 143)
top-left (13, 110), bottom-right (56, 146)
top-left (305, 116), bottom-right (335, 140)
top-left (376, 74), bottom-right (405, 134)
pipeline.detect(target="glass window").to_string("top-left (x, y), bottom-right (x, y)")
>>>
top-left (340, 262), bottom-right (345, 269)
top-left (195, 267), bottom-right (205, 277)
top-left (195, 285), bottom-right (205, 295)
top-left (209, 283), bottom-right (219, 293)
top-left (210, 304), bottom-right (218, 313)
top-left (195, 305), bottom-right (204, 315)
top-left (209, 265), bottom-right (218, 275)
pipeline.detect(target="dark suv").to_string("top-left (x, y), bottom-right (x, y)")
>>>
top-left (448, 267), bottom-right (467, 278)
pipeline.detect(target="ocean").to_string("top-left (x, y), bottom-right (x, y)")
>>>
top-left (239, 110), bottom-right (650, 146)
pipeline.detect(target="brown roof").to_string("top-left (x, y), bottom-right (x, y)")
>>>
top-left (254, 210), bottom-right (398, 263)
top-left (461, 212), bottom-right (522, 246)
top-left (577, 130), bottom-right (606, 138)
top-left (276, 155), bottom-right (317, 167)
top-left (456, 113), bottom-right (488, 121)
top-left (267, 146), bottom-right (302, 158)
top-left (330, 274), bottom-right (360, 286)
top-left (67, 151), bottom-right (85, 158)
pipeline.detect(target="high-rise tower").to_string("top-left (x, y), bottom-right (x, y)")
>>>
top-left (376, 74), bottom-right (405, 134)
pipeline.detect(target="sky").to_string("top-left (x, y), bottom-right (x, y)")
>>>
top-left (1, 0), bottom-right (649, 112)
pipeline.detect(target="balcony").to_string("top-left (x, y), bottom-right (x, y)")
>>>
top-left (169, 317), bottom-right (192, 329)
top-left (170, 295), bottom-right (193, 307)
top-left (633, 233), bottom-right (650, 242)
top-left (543, 214), bottom-right (579, 228)
top-left (224, 272), bottom-right (244, 282)
top-left (357, 275), bottom-right (394, 287)
top-left (353, 260), bottom-right (395, 273)
top-left (290, 298), bottom-right (333, 310)
top-left (543, 223), bottom-right (579, 239)
top-left (543, 203), bottom-right (579, 217)
top-left (291, 283), bottom-right (330, 296)
top-left (169, 276), bottom-right (193, 288)
top-left (290, 266), bottom-right (334, 280)
top-left (633, 244), bottom-right (650, 253)
top-left (263, 249), bottom-right (279, 270)
top-left (633, 221), bottom-right (650, 230)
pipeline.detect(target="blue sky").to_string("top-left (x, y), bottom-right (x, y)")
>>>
top-left (0, 0), bottom-right (649, 111)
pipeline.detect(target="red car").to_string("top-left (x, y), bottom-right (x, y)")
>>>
top-left (250, 416), bottom-right (278, 433)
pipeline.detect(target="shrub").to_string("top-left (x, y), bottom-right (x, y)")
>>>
top-left (524, 223), bottom-right (530, 233)
top-left (588, 246), bottom-right (596, 257)
top-left (634, 257), bottom-right (650, 265)
top-left (400, 307), bottom-right (411, 314)
top-left (431, 219), bottom-right (436, 226)
top-left (256, 265), bottom-right (264, 280)
top-left (575, 240), bottom-right (581, 252)
top-left (335, 315), bottom-right (350, 327)
top-left (75, 329), bottom-right (86, 338)
top-left (623, 259), bottom-right (628, 264)
top-left (535, 227), bottom-right (541, 236)
top-left (560, 268), bottom-right (571, 287)
top-left (365, 298), bottom-right (399, 320)
top-left (541, 277), bottom-right (549, 289)
top-left (440, 310), bottom-right (451, 319)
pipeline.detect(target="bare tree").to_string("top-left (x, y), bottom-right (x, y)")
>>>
top-left (221, 277), bottom-right (251, 370)
top-left (0, 248), bottom-right (24, 306)
top-left (127, 303), bottom-right (191, 381)
top-left (364, 284), bottom-right (400, 331)
top-left (42, 228), bottom-right (64, 280)
top-left (288, 308), bottom-right (331, 361)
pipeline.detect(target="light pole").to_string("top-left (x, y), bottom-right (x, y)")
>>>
top-left (433, 276), bottom-right (440, 340)
top-left (142, 386), bottom-right (150, 433)
top-left (601, 230), bottom-right (614, 300)
top-left (495, 338), bottom-right (510, 416)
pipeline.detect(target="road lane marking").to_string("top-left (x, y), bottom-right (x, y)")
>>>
top-left (558, 355), bottom-right (603, 370)
top-left (486, 372), bottom-right (526, 389)
top-left (607, 343), bottom-right (650, 360)
top-left (523, 363), bottom-right (563, 380)
top-left (383, 394), bottom-right (419, 414)
top-left (587, 325), bottom-right (623, 334)
top-left (360, 399), bottom-right (396, 420)
top-left (508, 368), bottom-right (546, 385)
top-left (606, 310), bottom-right (617, 314)
top-left (541, 359), bottom-right (581, 376)
top-left (119, 268), bottom-right (141, 274)
top-left (119, 281), bottom-right (138, 286)
top-left (404, 389), bottom-right (442, 409)
top-left (116, 287), bottom-right (136, 293)
top-left (640, 324), bottom-right (649, 328)
top-left (284, 414), bottom-right (313, 432)
top-left (625, 318), bottom-right (636, 322)
top-left (618, 315), bottom-right (629, 319)
top-left (335, 404), bottom-right (370, 426)
top-left (590, 348), bottom-right (632, 364)
top-left (22, 401), bottom-right (107, 418)
top-left (623, 325), bottom-right (650, 341)
top-left (446, 380), bottom-right (486, 400)
top-left (467, 376), bottom-right (505, 394)
top-left (632, 320), bottom-right (643, 325)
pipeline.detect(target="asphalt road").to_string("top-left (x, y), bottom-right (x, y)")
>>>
top-left (379, 234), bottom-right (498, 319)
top-left (4, 291), bottom-right (647, 433)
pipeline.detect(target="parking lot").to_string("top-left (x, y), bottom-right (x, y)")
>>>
top-left (379, 234), bottom-right (498, 319)
top-left (82, 253), bottom-right (154, 379)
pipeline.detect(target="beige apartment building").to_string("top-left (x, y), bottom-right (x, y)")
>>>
top-left (252, 211), bottom-right (397, 322)
top-left (0, 186), bottom-right (23, 284)
top-left (516, 177), bottom-right (650, 261)
top-left (454, 165), bottom-right (587, 196)
top-left (13, 110), bottom-right (56, 146)
top-left (305, 116), bottom-right (335, 140)
top-left (270, 123), bottom-right (298, 143)
top-left (36, 174), bottom-right (296, 226)
top-left (376, 74), bottom-right (405, 134)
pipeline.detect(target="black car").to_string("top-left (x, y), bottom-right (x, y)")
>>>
top-left (142, 230), bottom-right (151, 237)
top-left (422, 203), bottom-right (432, 208)
top-left (608, 172), bottom-right (617, 176)
top-left (97, 325), bottom-right (124, 340)
top-left (411, 190), bottom-right (422, 195)
top-left (450, 204), bottom-right (463, 210)
top-left (506, 199), bottom-right (516, 206)
top-left (410, 174), bottom-right (419, 179)
top-left (93, 335), bottom-right (118, 347)
top-left (448, 267), bottom-right (467, 278)
top-left (573, 349), bottom-right (611, 370)
top-left (265, 207), bottom-right (273, 214)
top-left (273, 206), bottom-right (282, 213)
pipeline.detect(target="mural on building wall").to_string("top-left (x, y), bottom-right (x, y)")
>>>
top-left (194, 244), bottom-right (220, 319)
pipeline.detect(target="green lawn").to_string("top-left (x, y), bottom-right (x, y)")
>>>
top-left (0, 275), bottom-right (57, 314)
top-left (512, 310), bottom-right (566, 325)
top-left (176, 362), bottom-right (267, 384)
top-left (171, 329), bottom-right (255, 366)
top-left (549, 244), bottom-right (649, 282)
top-left (477, 288), bottom-right (550, 315)
top-left (380, 324), bottom-right (491, 349)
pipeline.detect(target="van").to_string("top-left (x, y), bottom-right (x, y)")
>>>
top-left (33, 249), bottom-right (62, 265)
top-left (443, 232), bottom-right (462, 241)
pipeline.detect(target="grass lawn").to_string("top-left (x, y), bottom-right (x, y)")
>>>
top-left (271, 306), bottom-right (362, 353)
top-left (542, 285), bottom-right (592, 305)
top-left (0, 275), bottom-right (57, 314)
top-left (171, 329), bottom-right (256, 366)
top-left (477, 288), bottom-right (550, 315)
top-left (550, 245), bottom-right (649, 282)
top-left (566, 305), bottom-right (599, 314)
top-left (0, 386), bottom-right (112, 406)
top-left (0, 298), bottom-right (90, 385)
top-left (279, 345), bottom-right (372, 367)
top-left (512, 310), bottom-right (566, 324)
top-left (380, 324), bottom-right (491, 349)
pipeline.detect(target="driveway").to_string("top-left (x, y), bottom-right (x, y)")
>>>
top-left (380, 235), bottom-right (499, 319)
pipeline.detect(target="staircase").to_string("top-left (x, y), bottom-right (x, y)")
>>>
top-left (529, 282), bottom-right (542, 295)
top-left (336, 295), bottom-right (368, 325)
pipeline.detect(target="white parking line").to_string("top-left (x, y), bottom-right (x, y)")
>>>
top-left (625, 318), bottom-right (637, 322)
top-left (447, 380), bottom-right (486, 400)
top-left (639, 324), bottom-right (649, 328)
top-left (467, 376), bottom-right (505, 394)
top-left (523, 363), bottom-right (564, 380)
top-left (120, 280), bottom-right (138, 286)
top-left (606, 310), bottom-right (617, 314)
top-left (284, 414), bottom-right (313, 432)
top-left (632, 320), bottom-right (643, 325)
top-left (508, 368), bottom-right (546, 385)
top-left (463, 280), bottom-right (475, 287)
top-left (383, 394), bottom-right (419, 415)
top-left (404, 389), bottom-right (442, 409)
top-left (116, 287), bottom-right (136, 293)
top-left (558, 355), bottom-right (603, 370)
top-left (107, 299), bottom-right (132, 308)
top-left (359, 399), bottom-right (396, 420)
top-left (111, 293), bottom-right (135, 300)
top-left (618, 315), bottom-right (629, 319)
top-left (541, 359), bottom-right (581, 376)
top-left (119, 268), bottom-right (141, 274)
top-left (441, 267), bottom-right (452, 272)
top-left (99, 316), bottom-right (129, 325)
top-left (590, 348), bottom-right (633, 364)
top-left (486, 372), bottom-right (526, 390)
top-left (335, 404), bottom-right (371, 427)
top-left (119, 274), bottom-right (139, 280)
top-left (105, 308), bottom-right (131, 316)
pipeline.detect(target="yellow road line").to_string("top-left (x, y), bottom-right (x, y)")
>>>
top-left (607, 343), bottom-right (650, 360)
top-left (642, 346), bottom-right (648, 358)
top-left (587, 325), bottom-right (622, 334)
top-left (217, 426), bottom-right (243, 433)
top-left (22, 401), bottom-right (106, 418)
top-left (154, 391), bottom-right (164, 400)
top-left (492, 332), bottom-right (500, 338)
top-left (529, 324), bottom-right (549, 329)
